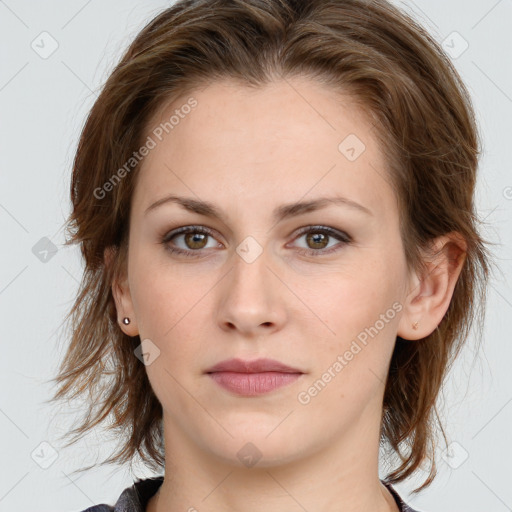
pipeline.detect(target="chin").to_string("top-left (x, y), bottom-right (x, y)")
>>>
top-left (212, 442), bottom-right (306, 470)
top-left (197, 427), bottom-right (311, 470)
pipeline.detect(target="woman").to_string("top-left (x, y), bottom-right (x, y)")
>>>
top-left (51, 0), bottom-right (492, 511)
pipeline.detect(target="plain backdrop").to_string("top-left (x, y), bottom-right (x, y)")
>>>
top-left (0, 1), bottom-right (511, 511)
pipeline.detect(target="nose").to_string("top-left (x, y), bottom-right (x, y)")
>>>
top-left (216, 244), bottom-right (287, 337)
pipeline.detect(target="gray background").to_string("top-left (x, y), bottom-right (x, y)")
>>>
top-left (0, 0), bottom-right (511, 510)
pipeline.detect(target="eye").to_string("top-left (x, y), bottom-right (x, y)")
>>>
top-left (161, 225), bottom-right (221, 258)
top-left (289, 225), bottom-right (352, 257)
top-left (160, 225), bottom-right (352, 258)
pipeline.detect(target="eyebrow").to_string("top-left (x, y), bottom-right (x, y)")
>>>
top-left (144, 194), bottom-right (373, 222)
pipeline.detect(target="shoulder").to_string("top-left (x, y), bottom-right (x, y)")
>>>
top-left (76, 476), bottom-right (164, 512)
top-left (403, 504), bottom-right (423, 512)
top-left (79, 507), bottom-right (113, 512)
top-left (382, 480), bottom-right (425, 512)
top-left (403, 505), bottom-right (424, 512)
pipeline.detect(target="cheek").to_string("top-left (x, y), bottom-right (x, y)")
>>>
top-left (130, 261), bottom-right (210, 368)
top-left (129, 246), bottom-right (198, 332)
top-left (302, 282), bottom-right (399, 419)
top-left (307, 262), bottom-right (400, 371)
top-left (309, 263), bottom-right (389, 328)
top-left (133, 270), bottom-right (205, 405)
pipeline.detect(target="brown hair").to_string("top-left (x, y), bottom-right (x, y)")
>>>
top-left (48, 0), bottom-right (494, 493)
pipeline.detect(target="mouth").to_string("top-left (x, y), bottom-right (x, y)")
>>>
top-left (205, 357), bottom-right (303, 373)
top-left (205, 358), bottom-right (304, 396)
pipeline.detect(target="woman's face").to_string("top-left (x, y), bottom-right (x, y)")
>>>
top-left (117, 77), bottom-right (416, 467)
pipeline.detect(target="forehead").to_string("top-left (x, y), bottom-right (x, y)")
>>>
top-left (132, 77), bottom-right (395, 220)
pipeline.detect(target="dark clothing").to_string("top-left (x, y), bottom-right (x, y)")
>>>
top-left (79, 476), bottom-right (422, 511)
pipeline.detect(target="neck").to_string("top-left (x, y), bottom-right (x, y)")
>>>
top-left (147, 411), bottom-right (399, 512)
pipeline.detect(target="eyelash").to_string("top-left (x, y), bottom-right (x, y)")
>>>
top-left (160, 225), bottom-right (352, 259)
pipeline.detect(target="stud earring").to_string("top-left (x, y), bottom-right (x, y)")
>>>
top-left (122, 317), bottom-right (131, 325)
top-left (412, 321), bottom-right (419, 330)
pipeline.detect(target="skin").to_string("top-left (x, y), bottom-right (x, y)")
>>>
top-left (110, 76), bottom-right (466, 512)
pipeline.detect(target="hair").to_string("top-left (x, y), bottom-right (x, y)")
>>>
top-left (48, 0), bottom-right (494, 493)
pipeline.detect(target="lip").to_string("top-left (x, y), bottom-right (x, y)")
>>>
top-left (205, 357), bottom-right (303, 374)
top-left (206, 358), bottom-right (304, 396)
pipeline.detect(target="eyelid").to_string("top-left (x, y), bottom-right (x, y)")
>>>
top-left (291, 225), bottom-right (351, 242)
top-left (161, 225), bottom-right (223, 248)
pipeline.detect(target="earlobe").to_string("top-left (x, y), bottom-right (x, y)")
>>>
top-left (104, 246), bottom-right (139, 337)
top-left (397, 232), bottom-right (466, 341)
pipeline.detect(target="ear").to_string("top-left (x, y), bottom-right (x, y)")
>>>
top-left (104, 246), bottom-right (139, 337)
top-left (397, 232), bottom-right (467, 341)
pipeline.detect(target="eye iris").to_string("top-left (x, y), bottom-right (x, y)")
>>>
top-left (306, 232), bottom-right (328, 249)
top-left (185, 232), bottom-right (208, 249)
